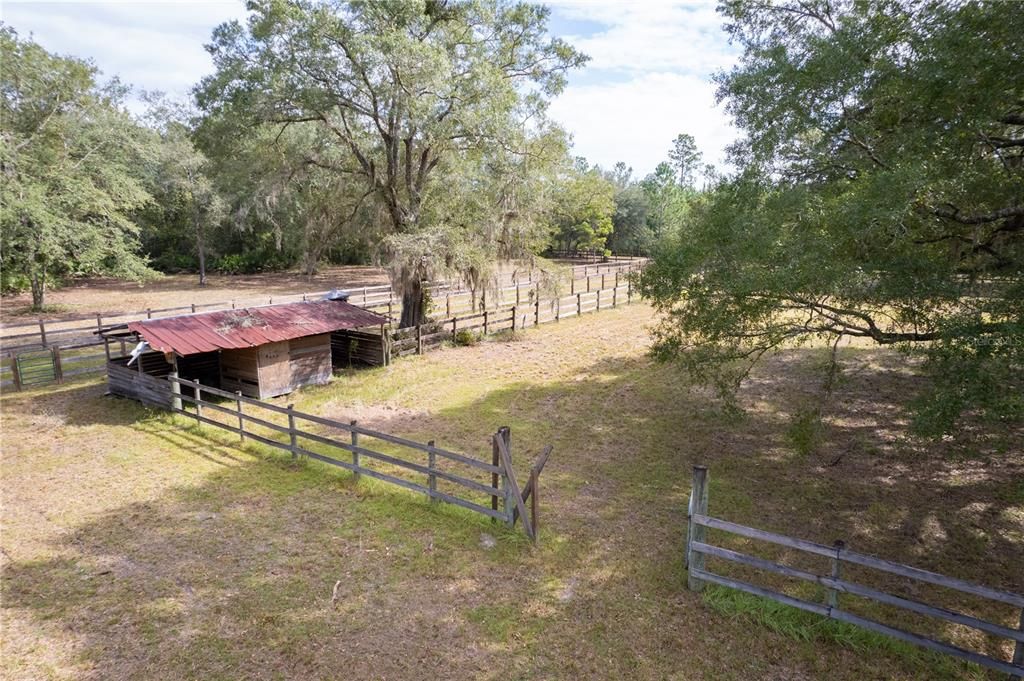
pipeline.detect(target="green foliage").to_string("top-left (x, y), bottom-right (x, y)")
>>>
top-left (0, 27), bottom-right (156, 310)
top-left (196, 0), bottom-right (587, 324)
top-left (668, 133), bottom-right (702, 187)
top-left (453, 329), bottom-right (480, 346)
top-left (642, 1), bottom-right (1024, 434)
top-left (547, 160), bottom-right (616, 253)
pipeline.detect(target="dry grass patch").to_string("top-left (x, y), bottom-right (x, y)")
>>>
top-left (2, 303), bottom-right (1021, 680)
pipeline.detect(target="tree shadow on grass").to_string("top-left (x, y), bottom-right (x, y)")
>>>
top-left (2, 347), bottom-right (1020, 680)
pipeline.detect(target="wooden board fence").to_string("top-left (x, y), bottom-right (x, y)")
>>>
top-left (684, 466), bottom-right (1024, 678)
top-left (163, 375), bottom-right (551, 540)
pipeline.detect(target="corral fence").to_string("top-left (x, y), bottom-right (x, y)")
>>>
top-left (164, 375), bottom-right (551, 541)
top-left (2, 259), bottom-right (646, 390)
top-left (684, 466), bottom-right (1024, 678)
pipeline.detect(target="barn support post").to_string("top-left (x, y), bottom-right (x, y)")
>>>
top-left (287, 404), bottom-right (297, 460)
top-left (235, 391), bottom-right (245, 442)
top-left (351, 420), bottom-right (360, 481)
top-left (686, 465), bottom-right (709, 592)
top-left (427, 440), bottom-right (437, 504)
top-left (194, 378), bottom-right (203, 427)
top-left (103, 337), bottom-right (111, 362)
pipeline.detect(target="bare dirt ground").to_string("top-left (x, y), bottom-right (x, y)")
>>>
top-left (1, 303), bottom-right (1021, 680)
top-left (0, 266), bottom-right (391, 320)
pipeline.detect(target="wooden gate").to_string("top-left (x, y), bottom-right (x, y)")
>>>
top-left (8, 349), bottom-right (62, 390)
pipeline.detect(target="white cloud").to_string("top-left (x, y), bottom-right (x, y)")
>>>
top-left (548, 71), bottom-right (737, 176)
top-left (1, 1), bottom-right (247, 101)
top-left (547, 0), bottom-right (740, 175)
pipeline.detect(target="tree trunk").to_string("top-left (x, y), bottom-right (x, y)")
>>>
top-left (196, 223), bottom-right (207, 287)
top-left (29, 269), bottom-right (45, 311)
top-left (399, 280), bottom-right (426, 328)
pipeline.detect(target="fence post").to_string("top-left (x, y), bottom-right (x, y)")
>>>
top-left (51, 346), bottom-right (63, 384)
top-left (1011, 608), bottom-right (1024, 681)
top-left (577, 293), bottom-right (582, 316)
top-left (628, 275), bottom-right (633, 303)
top-left (686, 465), bottom-right (709, 592)
top-left (103, 337), bottom-right (111, 362)
top-left (499, 426), bottom-right (513, 527)
top-left (587, 275), bottom-right (591, 293)
top-left (194, 379), bottom-right (203, 427)
top-left (428, 439), bottom-right (437, 504)
top-left (96, 313), bottom-right (103, 334)
top-left (556, 296), bottom-right (560, 322)
top-left (287, 404), bottom-right (297, 460)
top-left (416, 324), bottom-right (423, 355)
top-left (38, 320), bottom-right (47, 347)
top-left (511, 306), bottom-right (517, 332)
top-left (351, 420), bottom-right (360, 481)
top-left (529, 466), bottom-right (539, 540)
top-left (828, 540), bottom-right (845, 610)
top-left (235, 391), bottom-right (245, 442)
top-left (191, 303), bottom-right (197, 313)
top-left (535, 299), bottom-right (540, 326)
top-left (451, 317), bottom-right (457, 342)
top-left (388, 291), bottom-right (393, 320)
top-left (613, 284), bottom-right (618, 308)
top-left (597, 289), bottom-right (601, 311)
top-left (516, 285), bottom-right (521, 306)
top-left (147, 307), bottom-right (152, 319)
top-left (484, 310), bottom-right (489, 335)
top-left (446, 294), bottom-right (450, 318)
top-left (571, 277), bottom-right (575, 295)
top-left (491, 431), bottom-right (500, 522)
top-left (602, 274), bottom-right (606, 290)
top-left (9, 353), bottom-right (22, 391)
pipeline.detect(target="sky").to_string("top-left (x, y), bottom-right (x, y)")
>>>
top-left (1, 0), bottom-right (741, 177)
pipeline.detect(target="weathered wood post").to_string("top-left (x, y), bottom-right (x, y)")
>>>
top-left (351, 420), bottom-right (360, 481)
top-left (451, 317), bottom-right (457, 342)
top-left (147, 307), bottom-right (153, 319)
top-left (491, 430), bottom-right (500, 521)
top-left (235, 390), bottom-right (245, 442)
top-left (287, 404), bottom-right (297, 460)
top-left (194, 379), bottom-right (203, 427)
top-left (1012, 608), bottom-right (1024, 681)
top-left (388, 291), bottom-right (393, 320)
top-left (576, 293), bottom-right (582, 316)
top-left (103, 337), bottom-right (112, 362)
top-left (483, 310), bottom-right (489, 335)
top-left (191, 303), bottom-right (197, 313)
top-left (534, 298), bottom-right (540, 326)
top-left (613, 283), bottom-right (618, 308)
top-left (597, 289), bottom-right (601, 311)
top-left (500, 426), bottom-right (512, 527)
top-left (96, 313), bottom-right (104, 335)
top-left (828, 540), bottom-right (845, 609)
top-left (529, 466), bottom-right (539, 540)
top-left (446, 294), bottom-right (451, 318)
top-left (169, 358), bottom-right (182, 412)
top-left (571, 277), bottom-right (575, 295)
top-left (686, 465), bottom-right (709, 591)
top-left (38, 320), bottom-right (47, 347)
top-left (51, 346), bottom-right (63, 384)
top-left (627, 275), bottom-right (633, 303)
top-left (555, 296), bottom-right (560, 322)
top-left (427, 439), bottom-right (437, 504)
top-left (511, 306), bottom-right (517, 332)
top-left (416, 324), bottom-right (423, 355)
top-left (9, 354), bottom-right (22, 392)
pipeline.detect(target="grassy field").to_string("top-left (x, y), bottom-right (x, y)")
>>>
top-left (2, 303), bottom-right (1021, 680)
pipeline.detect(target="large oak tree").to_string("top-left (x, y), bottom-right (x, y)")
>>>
top-left (196, 0), bottom-right (585, 326)
top-left (640, 0), bottom-right (1024, 433)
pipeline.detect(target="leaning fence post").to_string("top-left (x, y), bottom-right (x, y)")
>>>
top-left (529, 465), bottom-right (539, 540)
top-left (498, 426), bottom-right (513, 527)
top-left (427, 439), bottom-right (437, 504)
top-left (194, 379), bottom-right (203, 427)
top-left (828, 540), bottom-right (845, 610)
top-left (351, 420), bottom-right (360, 481)
top-left (686, 465), bottom-right (709, 591)
top-left (287, 404), bottom-right (297, 460)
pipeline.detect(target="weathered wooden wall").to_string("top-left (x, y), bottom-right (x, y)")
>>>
top-left (220, 347), bottom-right (260, 398)
top-left (257, 341), bottom-right (291, 398)
top-left (289, 333), bottom-right (332, 387)
top-left (331, 328), bottom-right (389, 367)
top-left (106, 357), bottom-right (173, 408)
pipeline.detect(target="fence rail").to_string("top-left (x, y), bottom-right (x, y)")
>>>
top-left (165, 375), bottom-right (551, 540)
top-left (2, 263), bottom-right (644, 391)
top-left (684, 466), bottom-right (1024, 678)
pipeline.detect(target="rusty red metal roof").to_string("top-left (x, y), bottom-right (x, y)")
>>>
top-left (127, 300), bottom-right (388, 356)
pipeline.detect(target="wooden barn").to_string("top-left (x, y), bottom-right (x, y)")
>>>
top-left (100, 299), bottom-right (390, 407)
